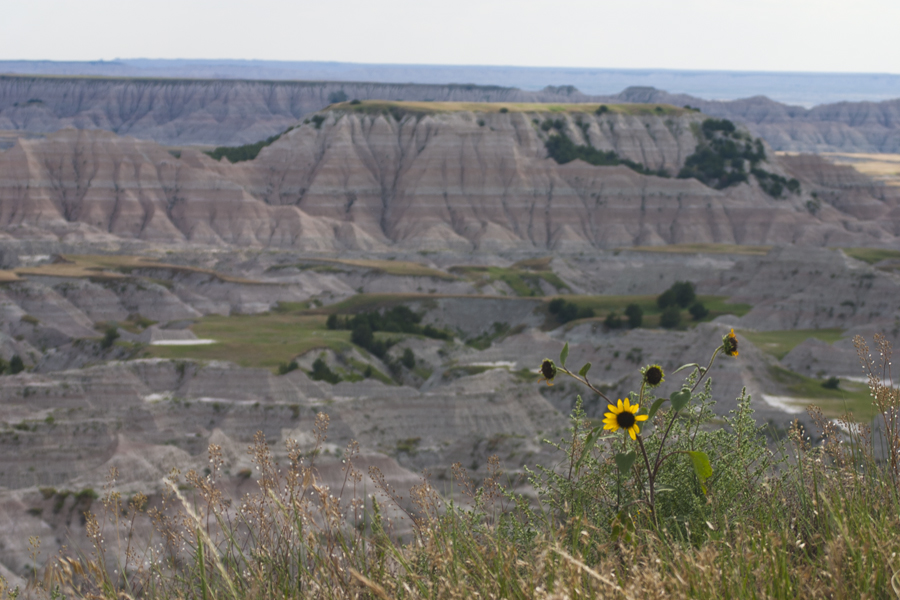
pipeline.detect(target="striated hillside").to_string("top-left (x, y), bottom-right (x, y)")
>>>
top-left (2, 75), bottom-right (900, 152)
top-left (1, 102), bottom-right (899, 250)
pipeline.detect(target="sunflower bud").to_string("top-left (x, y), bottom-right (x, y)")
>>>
top-left (723, 328), bottom-right (739, 357)
top-left (538, 359), bottom-right (557, 386)
top-left (641, 364), bottom-right (665, 387)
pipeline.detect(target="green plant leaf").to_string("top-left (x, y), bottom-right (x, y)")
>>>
top-left (646, 397), bottom-right (667, 420)
top-left (560, 342), bottom-right (569, 368)
top-left (673, 362), bottom-right (700, 374)
top-left (615, 451), bottom-right (636, 474)
top-left (670, 388), bottom-right (692, 412)
top-left (686, 450), bottom-right (713, 494)
top-left (578, 362), bottom-right (591, 377)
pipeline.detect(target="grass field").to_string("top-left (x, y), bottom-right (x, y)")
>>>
top-left (333, 100), bottom-right (687, 116)
top-left (0, 270), bottom-right (21, 282)
top-left (146, 313), bottom-right (352, 369)
top-left (768, 365), bottom-right (876, 421)
top-left (839, 247), bottom-right (900, 265)
top-left (740, 328), bottom-right (845, 360)
top-left (624, 244), bottom-right (773, 256)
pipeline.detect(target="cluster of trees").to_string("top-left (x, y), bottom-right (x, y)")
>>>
top-left (0, 355), bottom-right (24, 376)
top-left (544, 132), bottom-right (670, 178)
top-left (548, 298), bottom-right (594, 324)
top-left (205, 126), bottom-right (295, 163)
top-left (604, 304), bottom-right (643, 330)
top-left (327, 306), bottom-right (450, 360)
top-left (678, 118), bottom-right (800, 197)
top-left (656, 281), bottom-right (709, 329)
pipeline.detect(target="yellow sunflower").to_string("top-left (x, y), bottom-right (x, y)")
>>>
top-left (603, 398), bottom-right (649, 440)
top-left (723, 328), bottom-right (739, 357)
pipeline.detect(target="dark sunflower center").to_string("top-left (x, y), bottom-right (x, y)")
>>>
top-left (616, 411), bottom-right (636, 428)
top-left (646, 367), bottom-right (663, 385)
top-left (541, 361), bottom-right (555, 379)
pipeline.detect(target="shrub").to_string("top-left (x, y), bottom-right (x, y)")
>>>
top-left (100, 325), bottom-right (119, 350)
top-left (822, 376), bottom-right (840, 389)
top-left (401, 348), bottom-right (416, 369)
top-left (277, 360), bottom-right (298, 375)
top-left (595, 104), bottom-right (609, 114)
top-left (350, 99), bottom-right (361, 105)
top-left (309, 357), bottom-right (341, 384)
top-left (499, 107), bottom-right (509, 113)
top-left (624, 303), bottom-right (643, 328)
top-left (604, 312), bottom-right (624, 329)
top-left (327, 90), bottom-right (348, 104)
top-left (545, 132), bottom-right (668, 177)
top-left (689, 301), bottom-right (710, 321)
top-left (658, 281), bottom-right (695, 309)
top-left (548, 298), bottom-right (593, 324)
top-left (660, 305), bottom-right (682, 329)
top-left (9, 354), bottom-right (24, 375)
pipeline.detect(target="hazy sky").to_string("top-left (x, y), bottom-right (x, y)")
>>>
top-left (3, 0), bottom-right (898, 73)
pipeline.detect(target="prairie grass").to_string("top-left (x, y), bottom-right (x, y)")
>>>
top-left (15, 335), bottom-right (900, 600)
top-left (840, 246), bottom-right (900, 265)
top-left (12, 255), bottom-right (261, 284)
top-left (741, 327), bottom-right (845, 360)
top-left (146, 313), bottom-right (351, 368)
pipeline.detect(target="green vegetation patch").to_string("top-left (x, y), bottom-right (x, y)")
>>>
top-left (450, 265), bottom-right (569, 296)
top-left (624, 244), bottom-right (773, 256)
top-left (840, 247), bottom-right (900, 265)
top-left (204, 126), bottom-right (296, 163)
top-left (678, 118), bottom-right (800, 198)
top-left (767, 366), bottom-right (876, 422)
top-left (740, 328), bottom-right (845, 360)
top-left (545, 294), bottom-right (751, 329)
top-left (331, 100), bottom-right (687, 117)
top-left (147, 313), bottom-right (351, 369)
top-left (544, 128), bottom-right (669, 177)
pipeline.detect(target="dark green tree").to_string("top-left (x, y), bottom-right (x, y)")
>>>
top-left (689, 302), bottom-right (710, 321)
top-left (624, 303), bottom-right (643, 328)
top-left (660, 306), bottom-right (682, 329)
top-left (9, 354), bottom-right (24, 375)
top-left (401, 348), bottom-right (416, 369)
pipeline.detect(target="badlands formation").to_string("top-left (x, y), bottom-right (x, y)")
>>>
top-left (1, 102), bottom-right (899, 251)
top-left (0, 74), bottom-right (899, 152)
top-left (0, 100), bottom-right (898, 581)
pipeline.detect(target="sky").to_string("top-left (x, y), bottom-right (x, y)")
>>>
top-left (2, 0), bottom-right (898, 74)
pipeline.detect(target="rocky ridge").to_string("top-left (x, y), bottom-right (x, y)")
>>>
top-left (1, 105), bottom-right (898, 251)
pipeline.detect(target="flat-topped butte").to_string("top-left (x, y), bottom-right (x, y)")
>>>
top-left (330, 100), bottom-right (689, 116)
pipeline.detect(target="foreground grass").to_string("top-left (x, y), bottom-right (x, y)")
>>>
top-left (740, 327), bottom-right (845, 360)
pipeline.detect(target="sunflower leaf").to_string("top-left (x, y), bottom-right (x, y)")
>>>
top-left (673, 362), bottom-right (700, 374)
top-left (670, 388), bottom-right (692, 412)
top-left (559, 342), bottom-right (569, 368)
top-left (686, 450), bottom-right (713, 494)
top-left (614, 451), bottom-right (636, 474)
top-left (578, 362), bottom-right (591, 377)
top-left (646, 397), bottom-right (667, 420)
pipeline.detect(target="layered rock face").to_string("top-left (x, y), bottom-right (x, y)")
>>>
top-left (2, 75), bottom-right (900, 152)
top-left (2, 108), bottom-right (900, 250)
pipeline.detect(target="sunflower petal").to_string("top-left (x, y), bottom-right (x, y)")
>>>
top-left (608, 404), bottom-right (618, 413)
top-left (635, 414), bottom-right (649, 421)
top-left (628, 427), bottom-right (637, 440)
top-left (617, 399), bottom-right (624, 411)
top-left (603, 423), bottom-right (618, 431)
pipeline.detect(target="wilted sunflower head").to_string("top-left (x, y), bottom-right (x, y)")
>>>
top-left (642, 364), bottom-right (665, 387)
top-left (723, 328), bottom-right (739, 357)
top-left (538, 359), bottom-right (557, 386)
